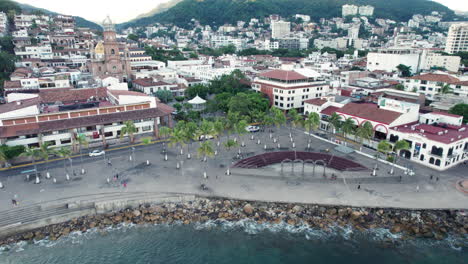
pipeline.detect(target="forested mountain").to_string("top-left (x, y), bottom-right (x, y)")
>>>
top-left (119, 0), bottom-right (455, 29)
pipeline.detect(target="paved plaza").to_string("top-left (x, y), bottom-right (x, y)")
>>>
top-left (0, 127), bottom-right (467, 213)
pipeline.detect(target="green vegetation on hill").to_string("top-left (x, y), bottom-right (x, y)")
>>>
top-left (119, 0), bottom-right (454, 29)
top-left (16, 2), bottom-right (102, 31)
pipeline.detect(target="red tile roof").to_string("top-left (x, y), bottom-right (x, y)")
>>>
top-left (39, 87), bottom-right (107, 104)
top-left (304, 98), bottom-right (327, 106)
top-left (453, 80), bottom-right (468, 86)
top-left (259, 70), bottom-right (307, 81)
top-left (0, 97), bottom-right (40, 114)
top-left (320, 106), bottom-right (340, 116)
top-left (3, 81), bottom-right (21, 89)
top-left (407, 74), bottom-right (459, 84)
top-left (337, 103), bottom-right (402, 125)
top-left (392, 122), bottom-right (468, 144)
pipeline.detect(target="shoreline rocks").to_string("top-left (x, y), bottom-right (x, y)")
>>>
top-left (0, 199), bottom-right (466, 246)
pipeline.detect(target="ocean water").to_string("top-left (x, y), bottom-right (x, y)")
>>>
top-left (0, 220), bottom-right (466, 264)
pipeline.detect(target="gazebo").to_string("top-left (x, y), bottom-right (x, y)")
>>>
top-left (188, 95), bottom-right (206, 111)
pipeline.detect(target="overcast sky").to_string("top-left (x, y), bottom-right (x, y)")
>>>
top-left (15, 0), bottom-right (468, 24)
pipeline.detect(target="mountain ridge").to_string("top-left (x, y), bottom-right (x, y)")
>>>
top-left (118, 0), bottom-right (455, 29)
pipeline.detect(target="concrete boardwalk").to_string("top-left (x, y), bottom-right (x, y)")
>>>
top-left (0, 127), bottom-right (467, 215)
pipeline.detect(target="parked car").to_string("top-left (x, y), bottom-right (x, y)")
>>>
top-left (89, 150), bottom-right (105, 157)
top-left (198, 135), bottom-right (214, 141)
top-left (245, 125), bottom-right (260, 132)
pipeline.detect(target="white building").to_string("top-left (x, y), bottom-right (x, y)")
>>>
top-left (358, 5), bottom-right (374, 16)
top-left (445, 23), bottom-right (468, 54)
top-left (389, 112), bottom-right (467, 170)
top-left (0, 12), bottom-right (8, 37)
top-left (294, 14), bottom-right (310, 23)
top-left (348, 25), bottom-right (360, 40)
top-left (422, 53), bottom-right (461, 72)
top-left (342, 5), bottom-right (358, 17)
top-left (271, 21), bottom-right (290, 39)
top-left (263, 39), bottom-right (279, 50)
top-left (366, 48), bottom-right (422, 73)
top-left (252, 69), bottom-right (330, 112)
top-left (210, 35), bottom-right (247, 51)
top-left (314, 38), bottom-right (348, 50)
top-left (15, 45), bottom-right (53, 60)
top-left (404, 73), bottom-right (460, 99)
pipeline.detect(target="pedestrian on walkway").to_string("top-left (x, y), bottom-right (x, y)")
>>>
top-left (430, 175), bottom-right (433, 180)
top-left (107, 159), bottom-right (112, 166)
top-left (123, 182), bottom-right (127, 188)
top-left (12, 199), bottom-right (17, 207)
top-left (399, 175), bottom-right (402, 182)
top-left (416, 185), bottom-right (420, 192)
top-left (357, 185), bottom-right (361, 190)
top-left (436, 177), bottom-right (439, 182)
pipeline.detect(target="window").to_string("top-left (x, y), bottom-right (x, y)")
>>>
top-left (142, 126), bottom-right (152, 132)
top-left (60, 138), bottom-right (71, 144)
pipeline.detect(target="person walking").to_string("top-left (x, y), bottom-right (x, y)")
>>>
top-left (416, 185), bottom-right (420, 192)
top-left (357, 185), bottom-right (361, 190)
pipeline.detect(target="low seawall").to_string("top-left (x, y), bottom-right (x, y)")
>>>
top-left (0, 197), bottom-right (466, 246)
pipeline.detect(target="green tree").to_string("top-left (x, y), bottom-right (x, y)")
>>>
top-left (395, 84), bottom-right (405, 91)
top-left (394, 140), bottom-right (410, 158)
top-left (39, 143), bottom-right (56, 177)
top-left (159, 126), bottom-right (172, 139)
top-left (449, 103), bottom-right (468, 123)
top-left (328, 112), bottom-right (341, 133)
top-left (120, 120), bottom-right (137, 143)
top-left (396, 64), bottom-right (412, 77)
top-left (185, 84), bottom-right (210, 99)
top-left (127, 33), bottom-right (139, 42)
top-left (439, 83), bottom-right (453, 94)
top-left (223, 139), bottom-right (238, 151)
top-left (20, 146), bottom-right (42, 180)
top-left (75, 134), bottom-right (88, 174)
top-left (56, 147), bottom-right (72, 178)
top-left (154, 90), bottom-right (174, 103)
top-left (377, 140), bottom-right (392, 159)
top-left (341, 118), bottom-right (355, 139)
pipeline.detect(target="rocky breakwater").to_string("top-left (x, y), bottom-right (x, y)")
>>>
top-left (0, 199), bottom-right (466, 246)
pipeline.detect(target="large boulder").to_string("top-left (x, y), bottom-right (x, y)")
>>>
top-left (133, 210), bottom-right (141, 217)
top-left (243, 204), bottom-right (254, 215)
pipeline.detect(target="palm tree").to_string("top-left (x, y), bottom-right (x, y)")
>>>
top-left (213, 119), bottom-right (225, 147)
top-left (234, 119), bottom-right (248, 151)
top-left (197, 140), bottom-right (215, 179)
top-left (328, 112), bottom-right (341, 134)
top-left (120, 120), bottom-right (137, 143)
top-left (198, 120), bottom-right (214, 141)
top-left (184, 121), bottom-right (198, 158)
top-left (393, 140), bottom-right (410, 161)
top-left (39, 143), bottom-right (56, 178)
top-left (141, 137), bottom-right (152, 165)
top-left (56, 147), bottom-right (72, 179)
top-left (169, 127), bottom-right (187, 158)
top-left (75, 134), bottom-right (88, 174)
top-left (0, 148), bottom-right (7, 168)
top-left (341, 118), bottom-right (355, 139)
top-left (361, 121), bottom-right (374, 146)
top-left (223, 139), bottom-right (238, 151)
top-left (287, 108), bottom-right (300, 136)
top-left (225, 111), bottom-right (240, 140)
top-left (377, 140), bottom-right (392, 159)
top-left (159, 126), bottom-right (172, 139)
top-left (304, 112), bottom-right (320, 148)
top-left (20, 146), bottom-right (42, 181)
top-left (439, 83), bottom-right (453, 94)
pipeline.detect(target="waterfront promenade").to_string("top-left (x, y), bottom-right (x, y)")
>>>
top-left (0, 127), bottom-right (466, 216)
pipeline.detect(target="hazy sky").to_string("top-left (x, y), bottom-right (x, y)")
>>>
top-left (15, 0), bottom-right (468, 24)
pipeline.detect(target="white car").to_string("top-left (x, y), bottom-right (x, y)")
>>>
top-left (89, 150), bottom-right (105, 157)
top-left (198, 135), bottom-right (214, 141)
top-left (245, 125), bottom-right (260, 132)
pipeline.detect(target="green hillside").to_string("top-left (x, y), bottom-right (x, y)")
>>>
top-left (16, 2), bottom-right (102, 31)
top-left (119, 0), bottom-right (455, 29)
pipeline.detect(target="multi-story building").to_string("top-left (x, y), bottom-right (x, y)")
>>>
top-left (348, 25), bottom-right (360, 40)
top-left (342, 5), bottom-right (358, 17)
top-left (14, 45), bottom-right (53, 60)
top-left (358, 5), bottom-right (374, 16)
top-left (252, 69), bottom-right (330, 112)
top-left (278, 38), bottom-right (308, 50)
top-left (404, 73), bottom-right (460, 99)
top-left (367, 48), bottom-right (422, 73)
top-left (0, 12), bottom-right (8, 37)
top-left (271, 21), bottom-right (290, 39)
top-left (389, 112), bottom-right (468, 170)
top-left (210, 35), bottom-right (247, 51)
top-left (445, 23), bottom-right (468, 54)
top-left (0, 88), bottom-right (174, 149)
top-left (133, 78), bottom-right (178, 95)
top-left (422, 52), bottom-right (461, 72)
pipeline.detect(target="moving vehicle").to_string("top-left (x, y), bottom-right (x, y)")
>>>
top-left (89, 150), bottom-right (105, 157)
top-left (245, 125), bottom-right (260, 132)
